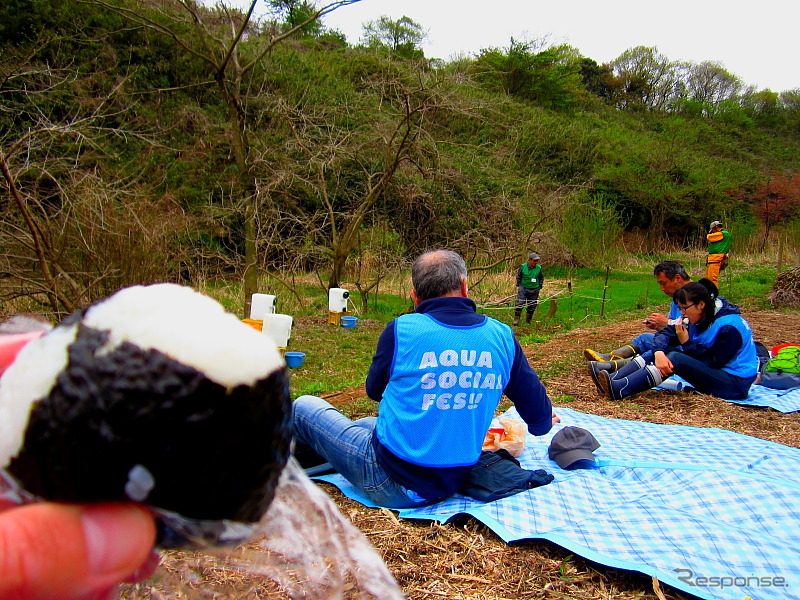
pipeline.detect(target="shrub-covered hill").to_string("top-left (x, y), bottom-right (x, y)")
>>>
top-left (2, 0), bottom-right (800, 313)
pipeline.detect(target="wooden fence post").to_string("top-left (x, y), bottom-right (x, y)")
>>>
top-left (600, 267), bottom-right (610, 318)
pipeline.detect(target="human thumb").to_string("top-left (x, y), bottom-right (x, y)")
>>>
top-left (0, 502), bottom-right (156, 600)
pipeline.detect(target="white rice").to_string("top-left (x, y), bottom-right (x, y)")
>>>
top-left (0, 325), bottom-right (76, 468)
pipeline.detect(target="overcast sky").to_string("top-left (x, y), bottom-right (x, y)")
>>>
top-left (220, 0), bottom-right (798, 92)
top-left (321, 0), bottom-right (798, 92)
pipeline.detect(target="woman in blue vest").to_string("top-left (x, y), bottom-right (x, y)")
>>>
top-left (598, 279), bottom-right (758, 400)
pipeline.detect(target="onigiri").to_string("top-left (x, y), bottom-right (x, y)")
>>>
top-left (0, 284), bottom-right (292, 543)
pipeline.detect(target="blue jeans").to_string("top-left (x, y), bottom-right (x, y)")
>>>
top-left (292, 395), bottom-right (431, 508)
top-left (631, 332), bottom-right (655, 352)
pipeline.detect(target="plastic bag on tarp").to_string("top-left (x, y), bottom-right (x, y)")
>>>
top-left (482, 417), bottom-right (527, 457)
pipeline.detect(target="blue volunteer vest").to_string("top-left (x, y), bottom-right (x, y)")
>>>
top-left (376, 313), bottom-right (515, 468)
top-left (668, 301), bottom-right (681, 320)
top-left (690, 314), bottom-right (758, 378)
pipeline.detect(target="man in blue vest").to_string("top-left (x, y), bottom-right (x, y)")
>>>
top-left (584, 260), bottom-right (691, 362)
top-left (513, 253), bottom-right (544, 326)
top-left (292, 249), bottom-right (557, 508)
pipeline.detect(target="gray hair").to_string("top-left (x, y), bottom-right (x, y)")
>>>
top-left (653, 260), bottom-right (689, 281)
top-left (412, 250), bottom-right (467, 302)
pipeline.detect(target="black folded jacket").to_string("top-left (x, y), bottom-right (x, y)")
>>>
top-left (459, 449), bottom-right (554, 502)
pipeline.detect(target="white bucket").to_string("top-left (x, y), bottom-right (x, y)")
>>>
top-left (262, 313), bottom-right (293, 347)
top-left (250, 294), bottom-right (277, 320)
top-left (328, 288), bottom-right (349, 312)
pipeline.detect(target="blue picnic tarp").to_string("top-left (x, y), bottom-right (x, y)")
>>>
top-left (316, 407), bottom-right (800, 600)
top-left (658, 376), bottom-right (800, 413)
top-left (727, 383), bottom-right (800, 412)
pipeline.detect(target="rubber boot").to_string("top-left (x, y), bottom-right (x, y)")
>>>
top-left (588, 358), bottom-right (634, 394)
top-left (601, 363), bottom-right (663, 400)
top-left (525, 311), bottom-right (533, 324)
top-left (513, 310), bottom-right (521, 326)
top-left (583, 342), bottom-right (641, 362)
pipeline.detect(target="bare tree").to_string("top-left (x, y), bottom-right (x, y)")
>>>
top-left (611, 46), bottom-right (681, 110)
top-left (86, 0), bottom-right (362, 314)
top-left (272, 70), bottom-right (480, 289)
top-left (0, 51), bottom-right (188, 315)
top-left (685, 61), bottom-right (742, 112)
top-left (361, 15), bottom-right (427, 58)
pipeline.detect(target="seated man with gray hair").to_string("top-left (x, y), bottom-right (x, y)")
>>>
top-left (292, 249), bottom-right (557, 508)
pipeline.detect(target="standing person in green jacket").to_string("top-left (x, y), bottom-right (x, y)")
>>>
top-left (705, 220), bottom-right (731, 287)
top-left (513, 252), bottom-right (544, 326)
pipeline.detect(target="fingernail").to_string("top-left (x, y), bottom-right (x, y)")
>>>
top-left (81, 505), bottom-right (152, 576)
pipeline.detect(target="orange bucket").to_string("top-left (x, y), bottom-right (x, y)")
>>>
top-left (242, 319), bottom-right (263, 332)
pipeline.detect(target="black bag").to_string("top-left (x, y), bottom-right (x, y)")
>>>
top-left (754, 341), bottom-right (771, 372)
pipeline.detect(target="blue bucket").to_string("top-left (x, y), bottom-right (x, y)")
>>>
top-left (340, 316), bottom-right (358, 329)
top-left (284, 351), bottom-right (306, 368)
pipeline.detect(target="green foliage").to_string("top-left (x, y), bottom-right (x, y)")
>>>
top-left (588, 115), bottom-right (765, 238)
top-left (0, 0), bottom-right (65, 43)
top-left (3, 0), bottom-right (800, 307)
top-left (610, 46), bottom-right (681, 111)
top-left (268, 0), bottom-right (323, 36)
top-left (471, 39), bottom-right (584, 111)
top-left (741, 89), bottom-right (782, 128)
top-left (550, 393), bottom-right (576, 403)
top-left (361, 15), bottom-right (426, 60)
top-left (556, 192), bottom-right (623, 266)
top-left (718, 265), bottom-right (779, 309)
top-left (514, 111), bottom-right (605, 180)
top-left (635, 288), bottom-right (651, 310)
top-left (283, 316), bottom-right (382, 396)
top-left (579, 58), bottom-right (615, 99)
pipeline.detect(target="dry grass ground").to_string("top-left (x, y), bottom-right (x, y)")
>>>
top-left (124, 310), bottom-right (800, 600)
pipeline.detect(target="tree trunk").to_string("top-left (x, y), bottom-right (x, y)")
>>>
top-left (1, 156), bottom-right (76, 313)
top-left (329, 248), bottom-right (348, 289)
top-left (220, 75), bottom-right (259, 316)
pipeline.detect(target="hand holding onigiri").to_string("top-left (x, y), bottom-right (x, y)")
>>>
top-left (0, 284), bottom-right (292, 547)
